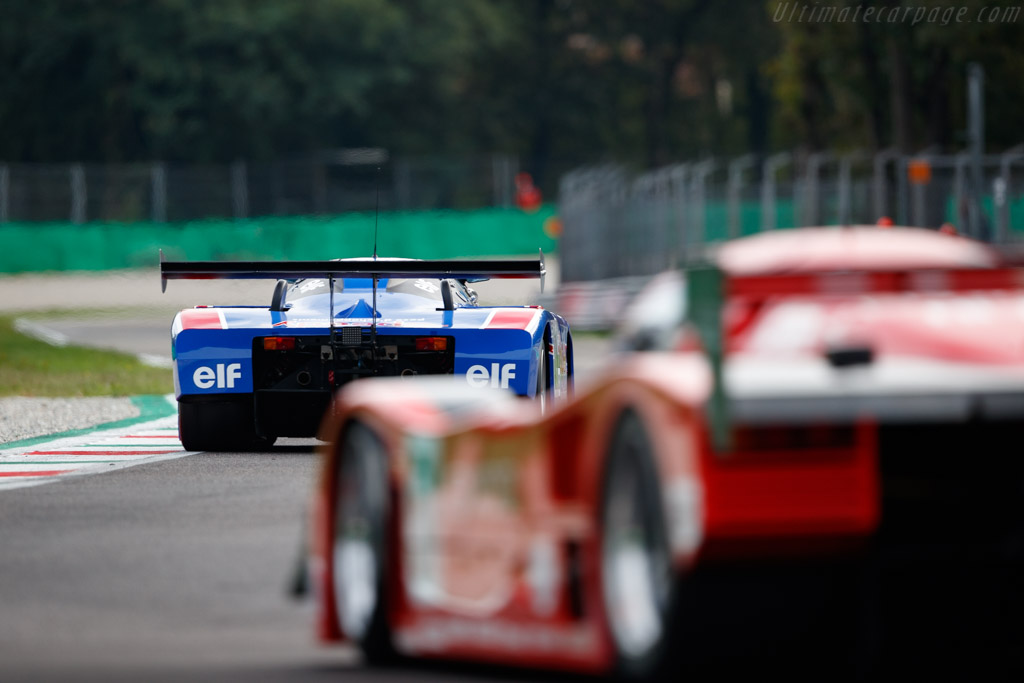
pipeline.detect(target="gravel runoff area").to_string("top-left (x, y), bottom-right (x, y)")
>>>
top-left (0, 396), bottom-right (139, 445)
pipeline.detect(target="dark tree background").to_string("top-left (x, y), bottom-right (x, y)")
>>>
top-left (1, 0), bottom-right (1022, 171)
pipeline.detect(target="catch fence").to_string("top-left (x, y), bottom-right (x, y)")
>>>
top-left (0, 152), bottom-right (526, 224)
top-left (557, 147), bottom-right (1024, 282)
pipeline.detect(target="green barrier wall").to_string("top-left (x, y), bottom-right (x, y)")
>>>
top-left (0, 206), bottom-right (559, 273)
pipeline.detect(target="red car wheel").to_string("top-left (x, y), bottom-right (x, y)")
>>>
top-left (600, 410), bottom-right (677, 679)
top-left (332, 420), bottom-right (395, 664)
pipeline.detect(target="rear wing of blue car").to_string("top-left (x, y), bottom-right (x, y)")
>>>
top-left (159, 251), bottom-right (546, 293)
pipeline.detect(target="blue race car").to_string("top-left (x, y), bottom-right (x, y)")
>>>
top-left (160, 254), bottom-right (573, 451)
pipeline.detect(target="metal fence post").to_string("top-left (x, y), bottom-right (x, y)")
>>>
top-left (271, 164), bottom-right (284, 215)
top-left (611, 167), bottom-right (629, 278)
top-left (70, 164), bottom-right (87, 224)
top-left (872, 148), bottom-right (897, 221)
top-left (491, 154), bottom-right (517, 208)
top-left (727, 154), bottom-right (755, 238)
top-left (312, 160), bottom-right (327, 215)
top-left (0, 164), bottom-right (8, 223)
top-left (654, 167), bottom-right (673, 271)
top-left (803, 152), bottom-right (831, 226)
top-left (231, 161), bottom-right (249, 219)
top-left (997, 145), bottom-right (1024, 242)
top-left (151, 163), bottom-right (167, 223)
top-left (896, 156), bottom-right (909, 226)
top-left (630, 174), bottom-right (651, 276)
top-left (837, 154), bottom-right (854, 225)
top-left (760, 153), bottom-right (790, 231)
top-left (908, 146), bottom-right (940, 227)
top-left (687, 166), bottom-right (701, 245)
top-left (953, 153), bottom-right (969, 230)
top-left (967, 62), bottom-right (986, 240)
top-left (910, 155), bottom-right (928, 227)
top-left (691, 160), bottom-right (715, 247)
top-left (394, 159), bottom-right (411, 210)
top-left (670, 163), bottom-right (689, 263)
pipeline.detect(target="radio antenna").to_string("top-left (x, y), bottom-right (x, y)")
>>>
top-left (371, 165), bottom-right (380, 368)
top-left (373, 166), bottom-right (380, 261)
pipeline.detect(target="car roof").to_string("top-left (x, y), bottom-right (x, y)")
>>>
top-left (716, 226), bottom-right (1000, 275)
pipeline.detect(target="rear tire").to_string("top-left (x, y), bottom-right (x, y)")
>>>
top-left (600, 410), bottom-right (678, 680)
top-left (332, 421), bottom-right (395, 665)
top-left (536, 336), bottom-right (550, 413)
top-left (566, 332), bottom-right (575, 397)
top-left (178, 397), bottom-right (276, 452)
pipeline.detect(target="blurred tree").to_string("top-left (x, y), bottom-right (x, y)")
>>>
top-left (770, 0), bottom-right (1024, 153)
top-left (0, 0), bottom-right (505, 162)
top-left (3, 0), bottom-right (1021, 169)
top-left (463, 0), bottom-right (776, 177)
top-left (0, 0), bottom-right (775, 170)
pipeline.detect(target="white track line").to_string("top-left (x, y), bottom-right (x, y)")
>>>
top-left (12, 317), bottom-right (172, 368)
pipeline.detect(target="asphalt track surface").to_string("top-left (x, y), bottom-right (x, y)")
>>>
top-left (0, 266), bottom-right (612, 682)
top-left (0, 441), bottom-right (585, 682)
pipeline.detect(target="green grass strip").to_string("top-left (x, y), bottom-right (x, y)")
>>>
top-left (0, 315), bottom-right (172, 396)
top-left (0, 395), bottom-right (177, 451)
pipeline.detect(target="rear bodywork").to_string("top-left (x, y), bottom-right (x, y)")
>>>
top-left (311, 361), bottom-right (878, 673)
top-left (164, 257), bottom-right (572, 440)
top-left (310, 227), bottom-right (1024, 676)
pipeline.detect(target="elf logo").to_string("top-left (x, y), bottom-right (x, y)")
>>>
top-left (466, 363), bottom-right (516, 389)
top-left (193, 363), bottom-right (243, 389)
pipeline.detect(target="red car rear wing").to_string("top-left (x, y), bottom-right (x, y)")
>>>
top-left (727, 267), bottom-right (1024, 299)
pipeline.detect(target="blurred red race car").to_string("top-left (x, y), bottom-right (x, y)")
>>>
top-left (308, 226), bottom-right (1024, 680)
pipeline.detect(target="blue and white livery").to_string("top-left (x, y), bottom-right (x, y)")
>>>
top-left (162, 255), bottom-right (573, 451)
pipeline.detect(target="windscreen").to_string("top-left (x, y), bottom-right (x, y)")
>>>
top-left (288, 277), bottom-right (471, 303)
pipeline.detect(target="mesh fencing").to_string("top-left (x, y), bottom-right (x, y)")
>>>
top-left (0, 152), bottom-right (523, 224)
top-left (557, 148), bottom-right (1024, 282)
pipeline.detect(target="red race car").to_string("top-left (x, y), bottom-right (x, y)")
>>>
top-left (308, 226), bottom-right (1024, 680)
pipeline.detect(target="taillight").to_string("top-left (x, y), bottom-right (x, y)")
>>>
top-left (415, 337), bottom-right (448, 351)
top-left (263, 336), bottom-right (296, 351)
